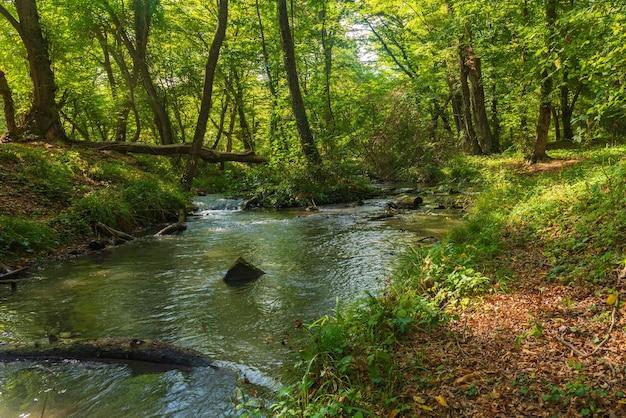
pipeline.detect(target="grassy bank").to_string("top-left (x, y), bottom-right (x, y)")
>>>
top-left (252, 145), bottom-right (626, 417)
top-left (0, 142), bottom-right (189, 266)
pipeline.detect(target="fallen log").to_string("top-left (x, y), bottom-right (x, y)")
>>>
top-left (155, 222), bottom-right (187, 236)
top-left (0, 267), bottom-right (29, 281)
top-left (0, 337), bottom-right (215, 369)
top-left (95, 222), bottom-right (135, 244)
top-left (69, 140), bottom-right (266, 164)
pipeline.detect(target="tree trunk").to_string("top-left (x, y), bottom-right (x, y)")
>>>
top-left (0, 338), bottom-right (215, 369)
top-left (133, 0), bottom-right (173, 145)
top-left (560, 68), bottom-right (579, 142)
top-left (320, 0), bottom-right (335, 134)
top-left (463, 45), bottom-right (496, 153)
top-left (182, 0), bottom-right (229, 191)
top-left (109, 39), bottom-right (140, 142)
top-left (103, 0), bottom-right (174, 145)
top-left (278, 0), bottom-right (322, 165)
top-left (0, 0), bottom-right (65, 141)
top-left (448, 77), bottom-right (463, 135)
top-left (491, 88), bottom-right (501, 149)
top-left (71, 140), bottom-right (264, 164)
top-left (220, 106), bottom-right (237, 171)
top-left (459, 54), bottom-right (481, 154)
top-left (232, 72), bottom-right (254, 151)
top-left (552, 106), bottom-right (561, 142)
top-left (0, 70), bottom-right (18, 138)
top-left (530, 0), bottom-right (557, 162)
top-left (211, 95), bottom-right (229, 150)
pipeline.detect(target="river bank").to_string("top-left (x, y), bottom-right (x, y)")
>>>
top-left (0, 142), bottom-right (192, 270)
top-left (263, 145), bottom-right (626, 417)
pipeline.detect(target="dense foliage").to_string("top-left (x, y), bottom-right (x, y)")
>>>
top-left (1, 0), bottom-right (624, 178)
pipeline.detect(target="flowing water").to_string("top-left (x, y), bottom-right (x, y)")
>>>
top-left (0, 196), bottom-right (460, 417)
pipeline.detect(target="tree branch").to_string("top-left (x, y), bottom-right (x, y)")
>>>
top-left (0, 3), bottom-right (23, 39)
top-left (365, 17), bottom-right (415, 80)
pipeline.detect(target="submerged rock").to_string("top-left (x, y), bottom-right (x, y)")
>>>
top-left (223, 257), bottom-right (265, 285)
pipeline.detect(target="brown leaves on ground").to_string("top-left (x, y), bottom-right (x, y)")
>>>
top-left (509, 158), bottom-right (581, 175)
top-left (391, 248), bottom-right (626, 417)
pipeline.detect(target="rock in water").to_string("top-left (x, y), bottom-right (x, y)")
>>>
top-left (387, 195), bottom-right (424, 210)
top-left (223, 257), bottom-right (265, 285)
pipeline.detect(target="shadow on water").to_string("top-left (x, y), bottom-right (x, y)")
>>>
top-left (0, 195), bottom-right (460, 416)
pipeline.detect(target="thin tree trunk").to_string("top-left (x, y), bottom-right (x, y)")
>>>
top-left (0, 0), bottom-right (65, 141)
top-left (0, 70), bottom-right (18, 138)
top-left (109, 40), bottom-right (140, 142)
top-left (220, 106), bottom-right (237, 171)
top-left (560, 68), bottom-right (580, 142)
top-left (277, 0), bottom-right (321, 165)
top-left (211, 95), bottom-right (229, 150)
top-left (96, 30), bottom-right (116, 97)
top-left (491, 87), bottom-right (501, 149)
top-left (60, 109), bottom-right (90, 140)
top-left (232, 72), bottom-right (253, 151)
top-left (459, 54), bottom-right (481, 154)
top-left (448, 78), bottom-right (463, 135)
top-left (552, 106), bottom-right (561, 142)
top-left (320, 0), bottom-right (335, 134)
top-left (103, 0), bottom-right (174, 145)
top-left (530, 0), bottom-right (557, 162)
top-left (182, 0), bottom-right (229, 191)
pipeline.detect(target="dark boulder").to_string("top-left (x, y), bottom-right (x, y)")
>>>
top-left (223, 257), bottom-right (265, 285)
top-left (88, 239), bottom-right (110, 251)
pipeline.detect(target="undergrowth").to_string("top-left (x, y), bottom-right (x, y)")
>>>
top-left (0, 143), bottom-right (189, 263)
top-left (242, 145), bottom-right (626, 416)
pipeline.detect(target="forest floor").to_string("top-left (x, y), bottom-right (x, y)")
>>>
top-left (0, 141), bottom-right (189, 268)
top-left (395, 244), bottom-right (626, 417)
top-left (271, 145), bottom-right (626, 418)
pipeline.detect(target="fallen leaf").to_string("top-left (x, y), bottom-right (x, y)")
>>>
top-left (607, 293), bottom-right (618, 305)
top-left (455, 371), bottom-right (480, 385)
top-left (435, 395), bottom-right (448, 407)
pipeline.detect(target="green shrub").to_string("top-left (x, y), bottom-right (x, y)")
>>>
top-left (70, 190), bottom-right (133, 231)
top-left (0, 216), bottom-right (57, 257)
top-left (122, 178), bottom-right (188, 224)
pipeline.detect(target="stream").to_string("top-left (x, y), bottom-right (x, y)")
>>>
top-left (0, 195), bottom-right (460, 417)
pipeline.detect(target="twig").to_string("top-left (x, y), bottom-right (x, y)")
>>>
top-left (586, 266), bottom-right (625, 357)
top-left (557, 266), bottom-right (625, 358)
top-left (555, 334), bottom-right (588, 358)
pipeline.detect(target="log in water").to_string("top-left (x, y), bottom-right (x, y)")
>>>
top-left (0, 337), bottom-right (215, 369)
